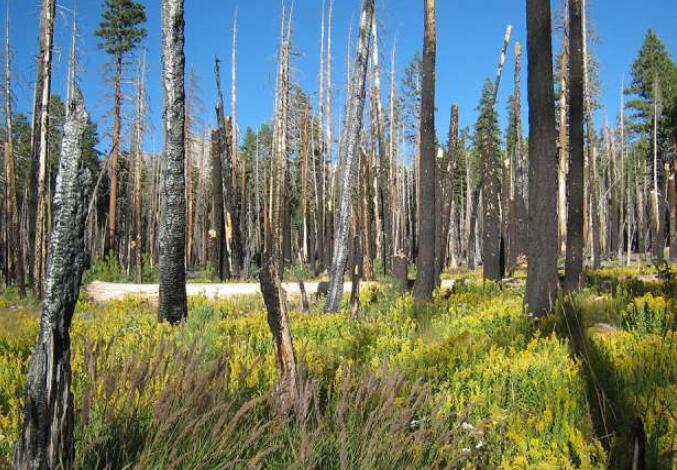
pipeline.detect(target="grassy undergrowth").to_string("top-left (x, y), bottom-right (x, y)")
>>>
top-left (561, 268), bottom-right (677, 469)
top-left (0, 279), bottom-right (608, 468)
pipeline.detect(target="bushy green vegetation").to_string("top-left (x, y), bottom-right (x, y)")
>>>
top-left (2, 268), bottom-right (676, 468)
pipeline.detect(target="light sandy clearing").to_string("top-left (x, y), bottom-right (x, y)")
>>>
top-left (84, 279), bottom-right (458, 303)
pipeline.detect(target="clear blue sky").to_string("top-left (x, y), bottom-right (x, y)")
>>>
top-left (5, 0), bottom-right (677, 155)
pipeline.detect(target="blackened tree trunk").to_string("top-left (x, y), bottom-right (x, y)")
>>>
top-left (158, 0), bottom-right (187, 324)
top-left (211, 129), bottom-right (229, 279)
top-left (14, 90), bottom-right (92, 470)
top-left (324, 0), bottom-right (374, 312)
top-left (565, 0), bottom-right (585, 291)
top-left (525, 0), bottom-right (559, 316)
top-left (413, 0), bottom-right (437, 301)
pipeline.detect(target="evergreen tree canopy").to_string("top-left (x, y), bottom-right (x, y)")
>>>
top-left (625, 29), bottom-right (677, 137)
top-left (96, 0), bottom-right (147, 56)
top-left (473, 79), bottom-right (501, 154)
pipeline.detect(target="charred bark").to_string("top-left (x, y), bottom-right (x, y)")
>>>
top-left (158, 0), bottom-right (187, 324)
top-left (14, 90), bottom-right (92, 469)
top-left (525, 0), bottom-right (559, 316)
top-left (565, 0), bottom-right (585, 291)
top-left (413, 0), bottom-right (437, 301)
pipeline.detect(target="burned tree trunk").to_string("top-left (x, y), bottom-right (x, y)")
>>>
top-left (565, 0), bottom-right (585, 291)
top-left (413, 0), bottom-right (437, 301)
top-left (259, 256), bottom-right (297, 407)
top-left (14, 90), bottom-right (92, 470)
top-left (324, 0), bottom-right (374, 312)
top-left (525, 0), bottom-right (559, 316)
top-left (158, 0), bottom-right (187, 324)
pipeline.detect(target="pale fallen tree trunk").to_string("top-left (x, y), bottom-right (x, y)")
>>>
top-left (14, 90), bottom-right (92, 469)
top-left (325, 0), bottom-right (374, 312)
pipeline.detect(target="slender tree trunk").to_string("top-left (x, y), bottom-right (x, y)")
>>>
top-left (359, 149), bottom-right (373, 280)
top-left (31, 0), bottom-right (55, 296)
top-left (158, 0), bottom-right (187, 324)
top-left (513, 42), bottom-right (527, 259)
top-left (370, 14), bottom-right (392, 275)
top-left (134, 56), bottom-right (145, 284)
top-left (269, 12), bottom-right (291, 273)
top-left (651, 83), bottom-right (663, 263)
top-left (481, 26), bottom-right (511, 282)
top-left (669, 162), bottom-right (676, 261)
top-left (558, 22), bottom-right (569, 256)
top-left (446, 104), bottom-right (460, 269)
top-left (185, 83), bottom-right (194, 269)
top-left (324, 0), bottom-right (374, 312)
top-left (4, 8), bottom-right (25, 297)
top-left (582, 0), bottom-right (601, 269)
top-left (413, 0), bottom-right (437, 301)
top-left (525, 0), bottom-right (559, 316)
top-left (565, 0), bottom-right (585, 291)
top-left (14, 90), bottom-right (91, 470)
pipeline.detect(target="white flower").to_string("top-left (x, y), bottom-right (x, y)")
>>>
top-left (461, 422), bottom-right (474, 431)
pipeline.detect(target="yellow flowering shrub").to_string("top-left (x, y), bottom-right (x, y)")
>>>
top-left (0, 283), bottom-right (609, 468)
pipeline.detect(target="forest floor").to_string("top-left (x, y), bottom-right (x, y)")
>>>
top-left (0, 264), bottom-right (675, 468)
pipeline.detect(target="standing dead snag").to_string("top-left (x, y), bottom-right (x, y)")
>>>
top-left (31, 0), bottom-right (56, 296)
top-left (565, 0), bottom-right (585, 291)
top-left (158, 0), bottom-right (187, 324)
top-left (259, 1), bottom-right (298, 409)
top-left (14, 90), bottom-right (92, 470)
top-left (3, 3), bottom-right (25, 298)
top-left (324, 0), bottom-right (374, 312)
top-left (259, 257), bottom-right (297, 407)
top-left (413, 0), bottom-right (437, 301)
top-left (525, 0), bottom-right (559, 316)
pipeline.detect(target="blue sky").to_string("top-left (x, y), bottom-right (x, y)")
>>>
top-left (5, 0), bottom-right (677, 155)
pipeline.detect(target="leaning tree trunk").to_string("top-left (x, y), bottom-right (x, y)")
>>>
top-left (525, 0), bottom-right (559, 317)
top-left (158, 0), bottom-right (187, 324)
top-left (259, 256), bottom-right (297, 408)
top-left (413, 0), bottom-right (437, 301)
top-left (324, 0), bottom-right (374, 312)
top-left (14, 90), bottom-right (91, 470)
top-left (565, 0), bottom-right (585, 291)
